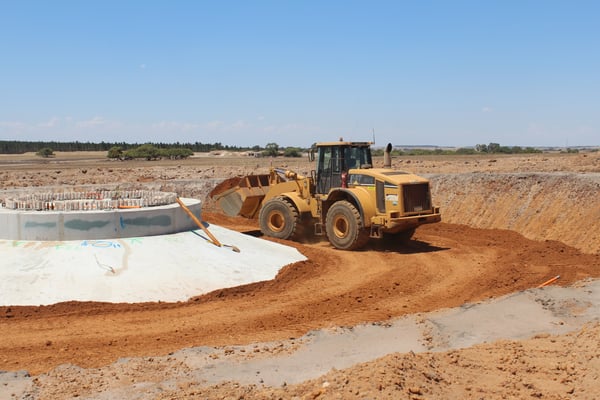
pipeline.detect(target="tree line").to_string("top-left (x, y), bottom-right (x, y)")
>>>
top-left (107, 144), bottom-right (194, 160)
top-left (473, 143), bottom-right (542, 154)
top-left (0, 140), bottom-right (245, 155)
top-left (373, 142), bottom-right (543, 157)
top-left (3, 139), bottom-right (547, 158)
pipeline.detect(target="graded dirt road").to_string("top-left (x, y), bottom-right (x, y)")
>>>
top-left (1, 151), bottom-right (599, 399)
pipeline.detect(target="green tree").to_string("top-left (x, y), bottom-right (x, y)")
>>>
top-left (456, 147), bottom-right (476, 155)
top-left (475, 144), bottom-right (488, 153)
top-left (124, 144), bottom-right (161, 160)
top-left (160, 147), bottom-right (194, 159)
top-left (487, 143), bottom-right (501, 153)
top-left (283, 147), bottom-right (302, 157)
top-left (263, 142), bottom-right (279, 157)
top-left (107, 146), bottom-right (123, 159)
top-left (36, 147), bottom-right (54, 158)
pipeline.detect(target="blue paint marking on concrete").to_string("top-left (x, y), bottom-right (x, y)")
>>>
top-left (81, 240), bottom-right (122, 249)
top-left (64, 219), bottom-right (111, 231)
top-left (122, 215), bottom-right (171, 227)
top-left (24, 221), bottom-right (57, 229)
top-left (120, 216), bottom-right (126, 229)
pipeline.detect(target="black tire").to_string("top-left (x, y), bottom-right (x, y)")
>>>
top-left (259, 197), bottom-right (299, 240)
top-left (325, 200), bottom-right (369, 250)
top-left (396, 228), bottom-right (416, 242)
top-left (382, 228), bottom-right (416, 246)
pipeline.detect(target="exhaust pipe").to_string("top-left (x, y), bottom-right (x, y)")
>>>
top-left (384, 143), bottom-right (392, 168)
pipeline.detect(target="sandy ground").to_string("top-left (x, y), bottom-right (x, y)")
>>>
top-left (1, 151), bottom-right (599, 399)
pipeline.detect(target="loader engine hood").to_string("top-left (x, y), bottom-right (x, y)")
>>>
top-left (347, 168), bottom-right (430, 185)
top-left (346, 168), bottom-right (436, 217)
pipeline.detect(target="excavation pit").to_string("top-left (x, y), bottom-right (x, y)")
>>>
top-left (0, 190), bottom-right (202, 241)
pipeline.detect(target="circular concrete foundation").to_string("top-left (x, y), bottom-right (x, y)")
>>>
top-left (0, 190), bottom-right (201, 241)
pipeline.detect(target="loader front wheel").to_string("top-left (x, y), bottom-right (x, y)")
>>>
top-left (395, 228), bottom-right (416, 242)
top-left (382, 228), bottom-right (416, 246)
top-left (325, 200), bottom-right (369, 250)
top-left (259, 197), bottom-right (299, 240)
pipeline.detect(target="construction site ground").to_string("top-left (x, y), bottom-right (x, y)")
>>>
top-left (1, 151), bottom-right (599, 399)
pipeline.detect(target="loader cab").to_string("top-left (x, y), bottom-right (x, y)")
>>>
top-left (314, 142), bottom-right (373, 194)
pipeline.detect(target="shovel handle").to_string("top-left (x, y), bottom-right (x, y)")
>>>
top-left (176, 197), bottom-right (222, 247)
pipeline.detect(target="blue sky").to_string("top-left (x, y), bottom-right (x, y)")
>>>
top-left (1, 1), bottom-right (599, 148)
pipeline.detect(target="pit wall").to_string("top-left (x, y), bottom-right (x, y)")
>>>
top-left (428, 173), bottom-right (600, 254)
top-left (0, 198), bottom-right (202, 241)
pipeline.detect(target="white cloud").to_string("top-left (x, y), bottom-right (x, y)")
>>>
top-left (182, 122), bottom-right (201, 131)
top-left (202, 120), bottom-right (250, 131)
top-left (152, 121), bottom-right (173, 129)
top-left (230, 120), bottom-right (247, 130)
top-left (0, 120), bottom-right (27, 130)
top-left (482, 106), bottom-right (493, 113)
top-left (262, 123), bottom-right (308, 133)
top-left (37, 117), bottom-right (61, 128)
top-left (76, 116), bottom-right (108, 128)
top-left (204, 120), bottom-right (224, 130)
top-left (527, 122), bottom-right (544, 135)
top-left (140, 119), bottom-right (315, 139)
top-left (1, 116), bottom-right (121, 141)
top-left (72, 116), bottom-right (122, 132)
top-left (0, 116), bottom-right (323, 146)
top-left (152, 121), bottom-right (199, 131)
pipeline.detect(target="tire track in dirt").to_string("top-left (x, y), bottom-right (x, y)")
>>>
top-left (1, 220), bottom-right (598, 375)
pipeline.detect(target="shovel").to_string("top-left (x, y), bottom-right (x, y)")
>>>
top-left (176, 197), bottom-right (240, 252)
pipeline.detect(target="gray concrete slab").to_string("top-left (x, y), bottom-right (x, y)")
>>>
top-left (0, 224), bottom-right (306, 305)
top-left (2, 279), bottom-right (599, 398)
top-left (172, 279), bottom-right (600, 387)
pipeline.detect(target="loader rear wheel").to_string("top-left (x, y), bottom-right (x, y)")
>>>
top-left (259, 197), bottom-right (299, 240)
top-left (325, 200), bottom-right (369, 250)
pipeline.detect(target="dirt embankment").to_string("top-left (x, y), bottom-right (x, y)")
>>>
top-left (430, 173), bottom-right (600, 254)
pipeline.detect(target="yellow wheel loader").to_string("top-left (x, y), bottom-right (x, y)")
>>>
top-left (212, 141), bottom-right (441, 250)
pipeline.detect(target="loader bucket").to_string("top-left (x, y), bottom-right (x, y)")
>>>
top-left (211, 174), bottom-right (273, 218)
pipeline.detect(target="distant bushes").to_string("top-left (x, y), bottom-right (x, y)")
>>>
top-left (107, 146), bottom-right (123, 159)
top-left (36, 147), bottom-right (55, 158)
top-left (475, 143), bottom-right (542, 154)
top-left (372, 143), bottom-right (543, 157)
top-left (107, 144), bottom-right (194, 160)
top-left (262, 143), bottom-right (279, 157)
top-left (6, 140), bottom-right (567, 159)
top-left (106, 143), bottom-right (304, 161)
top-left (261, 143), bottom-right (304, 157)
top-left (283, 147), bottom-right (302, 157)
top-left (160, 147), bottom-right (194, 159)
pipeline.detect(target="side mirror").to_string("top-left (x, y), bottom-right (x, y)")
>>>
top-left (308, 149), bottom-right (315, 162)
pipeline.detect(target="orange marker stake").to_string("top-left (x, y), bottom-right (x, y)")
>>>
top-left (537, 275), bottom-right (560, 288)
